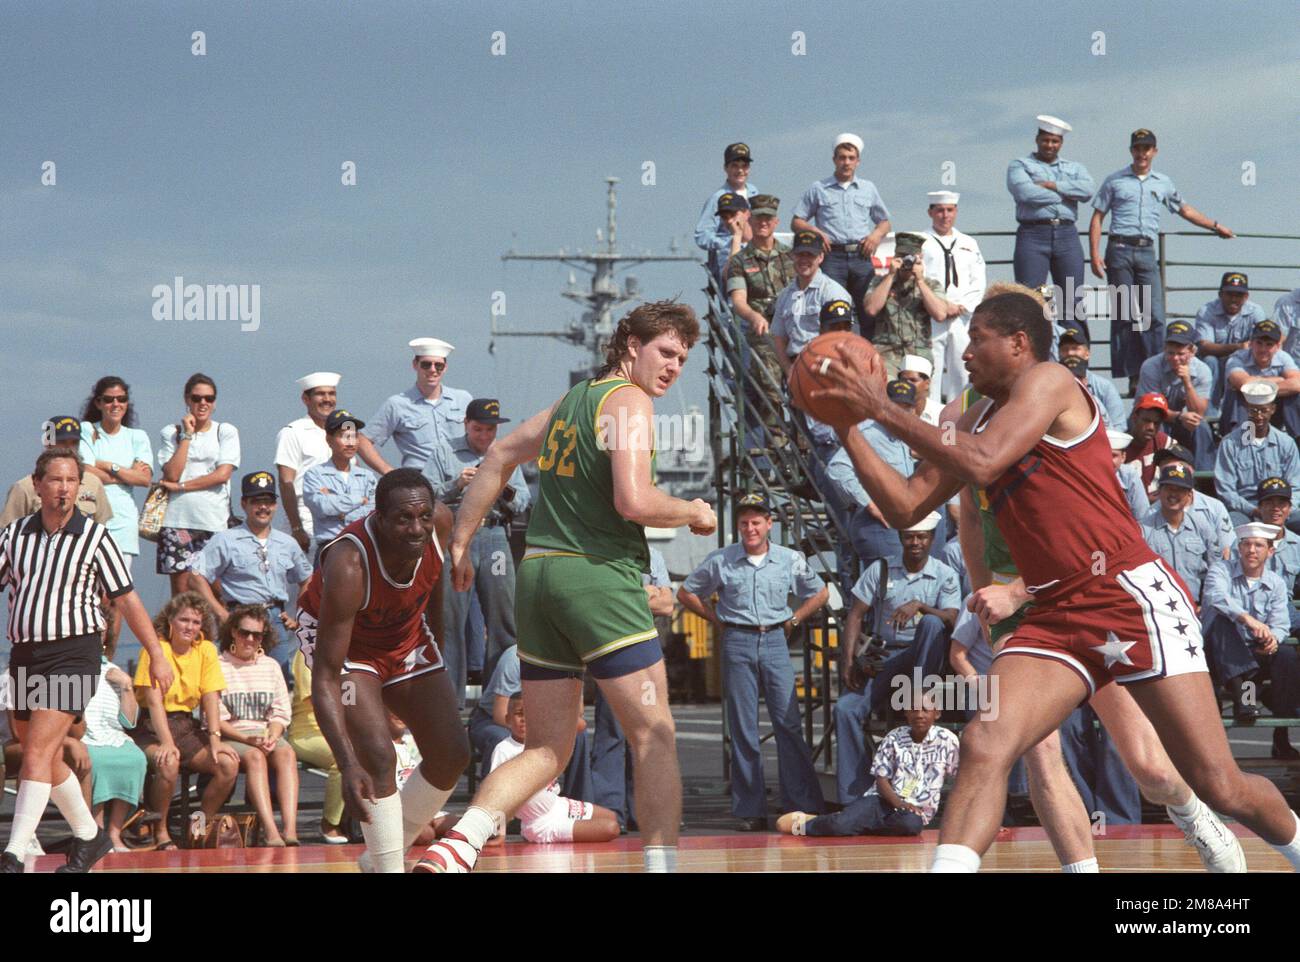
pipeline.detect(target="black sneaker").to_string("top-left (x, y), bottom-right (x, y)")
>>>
top-left (0, 851), bottom-right (22, 874)
top-left (55, 829), bottom-right (114, 873)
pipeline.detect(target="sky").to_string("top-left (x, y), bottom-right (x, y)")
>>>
top-left (2, 0), bottom-right (1298, 636)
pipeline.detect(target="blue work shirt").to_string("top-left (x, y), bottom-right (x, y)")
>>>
top-left (1140, 494), bottom-right (1233, 559)
top-left (1214, 426), bottom-right (1300, 515)
top-left (301, 459), bottom-right (379, 544)
top-left (941, 537), bottom-right (970, 597)
top-left (193, 524), bottom-right (312, 605)
top-left (1117, 463), bottom-right (1149, 520)
top-left (823, 421), bottom-right (915, 510)
top-left (1224, 347), bottom-right (1299, 383)
top-left (1084, 371), bottom-right (1126, 429)
top-left (362, 384), bottom-right (474, 469)
top-left (682, 542), bottom-right (824, 626)
top-left (1136, 354), bottom-right (1214, 414)
top-left (851, 556), bottom-right (961, 647)
top-left (770, 271), bottom-right (853, 357)
top-left (646, 546), bottom-right (670, 589)
top-left (791, 177), bottom-right (890, 245)
top-left (1194, 299), bottom-right (1266, 349)
top-left (1273, 289), bottom-right (1300, 357)
top-left (1267, 529), bottom-right (1300, 597)
top-left (1093, 167), bottom-right (1183, 240)
top-left (694, 182), bottom-right (759, 257)
top-left (1203, 558), bottom-right (1291, 642)
top-left (1141, 513), bottom-right (1215, 601)
top-left (421, 436), bottom-right (530, 523)
top-left (1006, 154), bottom-right (1096, 223)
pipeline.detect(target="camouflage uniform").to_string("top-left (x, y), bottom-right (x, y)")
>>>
top-left (726, 240), bottom-right (794, 441)
top-left (866, 274), bottom-right (942, 380)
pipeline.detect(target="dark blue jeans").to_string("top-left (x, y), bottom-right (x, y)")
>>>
top-left (591, 687), bottom-right (634, 828)
top-left (1059, 705), bottom-right (1142, 825)
top-left (1203, 614), bottom-right (1300, 717)
top-left (1105, 241), bottom-right (1164, 379)
top-left (1168, 417), bottom-right (1217, 472)
top-left (805, 792), bottom-right (923, 837)
top-left (821, 249), bottom-right (877, 339)
top-left (1013, 222), bottom-right (1088, 334)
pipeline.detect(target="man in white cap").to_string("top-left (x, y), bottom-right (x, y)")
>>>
top-left (358, 338), bottom-right (474, 473)
top-left (1215, 380), bottom-right (1300, 525)
top-left (1007, 116), bottom-right (1095, 335)
top-left (898, 354), bottom-right (944, 425)
top-left (275, 371), bottom-right (340, 550)
top-left (1108, 429), bottom-right (1149, 520)
top-left (922, 191), bottom-right (985, 401)
top-left (790, 133), bottom-right (892, 338)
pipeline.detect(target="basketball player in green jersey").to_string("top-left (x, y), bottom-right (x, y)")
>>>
top-left (416, 301), bottom-right (716, 874)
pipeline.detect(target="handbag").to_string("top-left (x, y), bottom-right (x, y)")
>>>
top-left (138, 484), bottom-right (169, 542)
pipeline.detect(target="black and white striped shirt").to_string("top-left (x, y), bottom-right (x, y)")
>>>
top-left (0, 510), bottom-right (133, 644)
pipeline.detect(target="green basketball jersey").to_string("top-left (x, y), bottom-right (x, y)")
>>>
top-left (526, 376), bottom-right (651, 573)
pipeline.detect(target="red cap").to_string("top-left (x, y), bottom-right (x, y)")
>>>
top-left (1134, 392), bottom-right (1170, 417)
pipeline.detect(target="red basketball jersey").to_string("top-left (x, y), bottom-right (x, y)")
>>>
top-left (973, 382), bottom-right (1149, 597)
top-left (297, 514), bottom-right (443, 650)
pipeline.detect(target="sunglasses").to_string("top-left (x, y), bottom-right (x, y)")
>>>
top-left (235, 627), bottom-right (265, 640)
top-left (98, 394), bottom-right (129, 404)
top-left (418, 360), bottom-right (446, 371)
top-left (189, 394), bottom-right (216, 404)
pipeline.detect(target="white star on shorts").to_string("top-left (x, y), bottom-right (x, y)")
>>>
top-left (1093, 632), bottom-right (1137, 668)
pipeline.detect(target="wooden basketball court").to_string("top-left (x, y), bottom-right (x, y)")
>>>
top-left (23, 824), bottom-right (1293, 873)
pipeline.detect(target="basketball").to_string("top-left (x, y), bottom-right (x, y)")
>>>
top-left (787, 330), bottom-right (882, 425)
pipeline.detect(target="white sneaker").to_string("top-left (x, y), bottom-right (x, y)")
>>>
top-left (1167, 800), bottom-right (1247, 873)
top-left (411, 831), bottom-right (479, 874)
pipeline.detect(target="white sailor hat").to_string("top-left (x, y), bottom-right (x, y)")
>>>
top-left (1036, 115), bottom-right (1073, 136)
top-left (1241, 380), bottom-right (1279, 406)
top-left (1106, 429), bottom-right (1133, 451)
top-left (1235, 522), bottom-right (1281, 543)
top-left (409, 338), bottom-right (455, 359)
top-left (927, 190), bottom-right (960, 206)
top-left (834, 132), bottom-right (864, 154)
top-left (901, 354), bottom-right (933, 378)
top-left (903, 511), bottom-right (942, 533)
top-left (295, 371), bottom-right (341, 392)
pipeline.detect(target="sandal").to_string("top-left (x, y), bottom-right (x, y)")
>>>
top-left (155, 840), bottom-right (178, 851)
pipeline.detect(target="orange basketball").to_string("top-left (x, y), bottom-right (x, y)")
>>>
top-left (787, 331), bottom-right (882, 425)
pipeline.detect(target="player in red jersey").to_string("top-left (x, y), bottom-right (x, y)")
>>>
top-left (295, 468), bottom-right (467, 873)
top-left (808, 291), bottom-right (1300, 872)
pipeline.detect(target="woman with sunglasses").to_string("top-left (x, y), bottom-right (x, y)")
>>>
top-left (156, 373), bottom-right (241, 596)
top-left (79, 376), bottom-right (154, 647)
top-left (216, 606), bottom-right (298, 846)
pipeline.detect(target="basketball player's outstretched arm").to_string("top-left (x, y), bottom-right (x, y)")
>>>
top-left (310, 541), bottom-right (374, 815)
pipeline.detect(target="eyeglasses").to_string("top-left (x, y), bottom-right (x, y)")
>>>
top-left (189, 394), bottom-right (216, 404)
top-left (234, 627), bottom-right (265, 640)
top-left (98, 394), bottom-right (129, 404)
top-left (418, 360), bottom-right (446, 371)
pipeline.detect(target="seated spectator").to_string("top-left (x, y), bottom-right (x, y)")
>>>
top-left (1214, 382), bottom-right (1300, 526)
top-left (155, 373), bottom-right (240, 596)
top-left (284, 650), bottom-right (344, 842)
top-left (1109, 430), bottom-right (1149, 519)
top-left (302, 409), bottom-right (377, 559)
top-left (1141, 463), bottom-right (1222, 603)
top-left (1124, 393), bottom-right (1176, 499)
top-left (861, 232), bottom-right (955, 379)
top-left (1221, 320), bottom-right (1300, 437)
top-left (217, 605), bottom-right (298, 847)
top-left (489, 694), bottom-right (621, 844)
top-left (941, 536), bottom-right (970, 598)
top-left (1058, 326), bottom-right (1125, 429)
top-left (1135, 321), bottom-right (1215, 470)
top-left (2, 709), bottom-right (93, 859)
top-left (777, 693), bottom-right (958, 838)
top-left (132, 593), bottom-right (239, 849)
top-left (1256, 477), bottom-right (1300, 633)
top-left (388, 711), bottom-right (442, 847)
top-left (1147, 444), bottom-right (1235, 560)
top-left (82, 639), bottom-right (148, 853)
top-left (834, 512), bottom-right (960, 804)
top-left (770, 230), bottom-right (852, 373)
top-left (0, 415), bottom-right (113, 528)
top-left (1195, 271), bottom-right (1267, 410)
top-left (1202, 525), bottom-right (1300, 755)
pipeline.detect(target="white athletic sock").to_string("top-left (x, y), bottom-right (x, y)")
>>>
top-left (359, 793), bottom-right (405, 873)
top-left (644, 845), bottom-right (677, 873)
top-left (450, 806), bottom-right (499, 851)
top-left (1271, 811), bottom-right (1300, 871)
top-left (1062, 857), bottom-right (1100, 873)
top-left (4, 780), bottom-right (52, 859)
top-left (1166, 794), bottom-right (1200, 821)
top-left (49, 772), bottom-right (98, 840)
top-left (930, 843), bottom-right (981, 873)
top-left (400, 768), bottom-right (453, 850)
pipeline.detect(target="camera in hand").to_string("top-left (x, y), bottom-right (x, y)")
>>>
top-left (897, 253), bottom-right (917, 271)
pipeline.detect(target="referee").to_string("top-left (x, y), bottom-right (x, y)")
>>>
top-left (0, 448), bottom-right (173, 874)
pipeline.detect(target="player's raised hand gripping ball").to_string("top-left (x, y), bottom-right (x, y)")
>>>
top-left (787, 331), bottom-right (886, 428)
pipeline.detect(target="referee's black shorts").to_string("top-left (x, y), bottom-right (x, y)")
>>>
top-left (6, 634), bottom-right (102, 721)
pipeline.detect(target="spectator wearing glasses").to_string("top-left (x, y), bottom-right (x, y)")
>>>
top-left (357, 338), bottom-right (473, 473)
top-left (0, 415), bottom-right (114, 528)
top-left (187, 472), bottom-right (312, 682)
top-left (216, 606), bottom-right (298, 846)
top-left (156, 374), bottom-right (240, 596)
